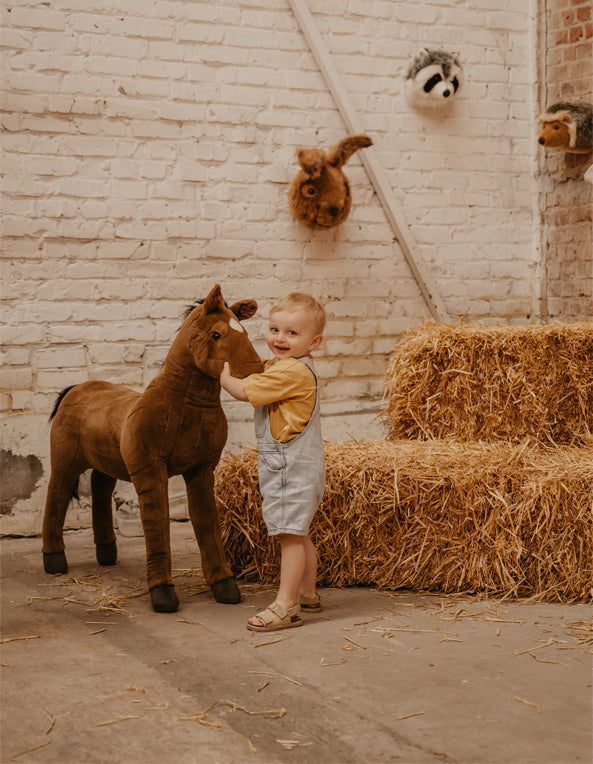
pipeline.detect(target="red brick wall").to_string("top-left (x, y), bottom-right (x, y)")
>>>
top-left (541, 0), bottom-right (593, 320)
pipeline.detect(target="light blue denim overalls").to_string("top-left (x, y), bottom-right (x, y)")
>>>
top-left (254, 356), bottom-right (325, 536)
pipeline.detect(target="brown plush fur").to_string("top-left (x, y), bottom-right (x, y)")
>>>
top-left (42, 285), bottom-right (263, 612)
top-left (538, 102), bottom-right (593, 154)
top-left (288, 134), bottom-right (372, 229)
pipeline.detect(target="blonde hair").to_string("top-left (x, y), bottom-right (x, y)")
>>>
top-left (270, 293), bottom-right (326, 335)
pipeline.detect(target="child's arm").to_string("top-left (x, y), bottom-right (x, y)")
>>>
top-left (220, 361), bottom-right (249, 402)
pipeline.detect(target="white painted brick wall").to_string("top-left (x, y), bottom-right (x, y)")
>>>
top-left (1, 0), bottom-right (551, 530)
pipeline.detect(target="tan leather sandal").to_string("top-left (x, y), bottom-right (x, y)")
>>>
top-left (298, 594), bottom-right (322, 613)
top-left (247, 601), bottom-right (303, 632)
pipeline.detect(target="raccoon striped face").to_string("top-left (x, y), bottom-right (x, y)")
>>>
top-left (420, 65), bottom-right (460, 98)
top-left (404, 50), bottom-right (462, 109)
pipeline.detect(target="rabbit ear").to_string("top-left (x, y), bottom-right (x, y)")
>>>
top-left (296, 148), bottom-right (326, 179)
top-left (327, 134), bottom-right (373, 167)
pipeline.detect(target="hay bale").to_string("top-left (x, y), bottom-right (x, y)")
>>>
top-left (381, 322), bottom-right (593, 445)
top-left (216, 441), bottom-right (593, 602)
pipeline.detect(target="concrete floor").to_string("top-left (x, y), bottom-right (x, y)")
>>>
top-left (1, 520), bottom-right (591, 764)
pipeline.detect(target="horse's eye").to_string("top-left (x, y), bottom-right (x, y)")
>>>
top-left (303, 184), bottom-right (317, 198)
top-left (212, 332), bottom-right (221, 341)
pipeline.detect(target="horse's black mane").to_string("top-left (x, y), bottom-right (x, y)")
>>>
top-left (182, 299), bottom-right (204, 320)
top-left (182, 298), bottom-right (229, 321)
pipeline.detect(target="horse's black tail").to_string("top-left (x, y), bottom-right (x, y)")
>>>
top-left (49, 386), bottom-right (80, 501)
top-left (49, 385), bottom-right (77, 422)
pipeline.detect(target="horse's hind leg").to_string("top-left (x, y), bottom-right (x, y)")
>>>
top-left (91, 470), bottom-right (117, 566)
top-left (42, 470), bottom-right (80, 574)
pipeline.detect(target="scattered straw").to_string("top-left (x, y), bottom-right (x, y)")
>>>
top-left (342, 636), bottom-right (366, 649)
top-left (564, 620), bottom-right (593, 646)
top-left (277, 739), bottom-right (312, 750)
top-left (9, 739), bottom-right (52, 761)
top-left (529, 653), bottom-right (560, 664)
top-left (248, 670), bottom-right (303, 686)
top-left (44, 708), bottom-right (55, 736)
top-left (515, 696), bottom-right (542, 713)
top-left (395, 711), bottom-right (425, 720)
top-left (513, 638), bottom-right (558, 656)
top-left (180, 699), bottom-right (286, 731)
top-left (1, 635), bottom-right (40, 644)
top-left (253, 636), bottom-right (292, 648)
top-left (93, 715), bottom-right (141, 727)
top-left (225, 701), bottom-right (285, 718)
top-left (41, 566), bottom-right (210, 615)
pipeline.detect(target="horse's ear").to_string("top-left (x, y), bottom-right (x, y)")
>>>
top-left (203, 284), bottom-right (224, 314)
top-left (229, 300), bottom-right (258, 321)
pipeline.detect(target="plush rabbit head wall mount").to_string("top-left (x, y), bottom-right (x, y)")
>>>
top-left (288, 134), bottom-right (373, 229)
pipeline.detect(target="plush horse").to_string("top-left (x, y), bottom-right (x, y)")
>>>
top-left (42, 285), bottom-right (263, 613)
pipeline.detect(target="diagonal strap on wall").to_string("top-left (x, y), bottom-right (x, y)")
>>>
top-left (288, 0), bottom-right (450, 323)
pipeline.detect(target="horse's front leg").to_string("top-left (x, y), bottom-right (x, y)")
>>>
top-left (184, 464), bottom-right (241, 604)
top-left (131, 464), bottom-right (179, 613)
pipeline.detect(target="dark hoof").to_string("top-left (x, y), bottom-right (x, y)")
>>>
top-left (150, 584), bottom-right (179, 613)
top-left (96, 541), bottom-right (117, 566)
top-left (43, 551), bottom-right (68, 575)
top-left (210, 577), bottom-right (241, 604)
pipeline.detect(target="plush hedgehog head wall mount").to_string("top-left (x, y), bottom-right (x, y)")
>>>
top-left (288, 134), bottom-right (372, 229)
top-left (404, 48), bottom-right (462, 109)
top-left (538, 102), bottom-right (593, 154)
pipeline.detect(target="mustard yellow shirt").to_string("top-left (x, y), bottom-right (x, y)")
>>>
top-left (242, 357), bottom-right (317, 442)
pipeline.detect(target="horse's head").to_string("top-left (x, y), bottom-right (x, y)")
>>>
top-left (184, 284), bottom-right (263, 379)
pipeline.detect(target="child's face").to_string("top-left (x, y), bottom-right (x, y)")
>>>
top-left (266, 309), bottom-right (322, 360)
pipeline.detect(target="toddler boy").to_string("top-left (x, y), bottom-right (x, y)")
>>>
top-left (220, 293), bottom-right (326, 632)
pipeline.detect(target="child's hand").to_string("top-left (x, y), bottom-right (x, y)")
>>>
top-left (220, 361), bottom-right (231, 385)
top-left (220, 362), bottom-right (249, 401)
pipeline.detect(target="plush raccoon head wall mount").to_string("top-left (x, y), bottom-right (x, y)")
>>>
top-left (404, 48), bottom-right (462, 109)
